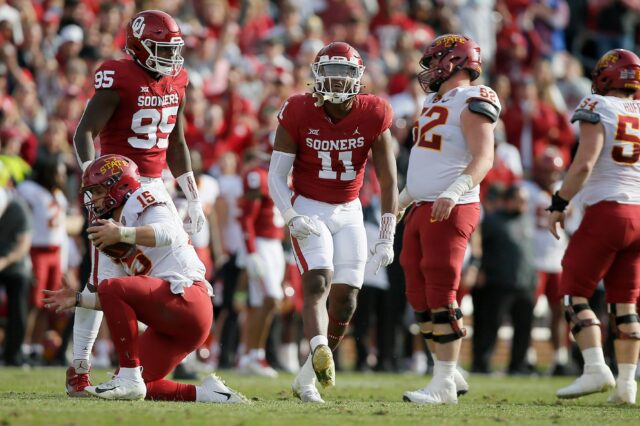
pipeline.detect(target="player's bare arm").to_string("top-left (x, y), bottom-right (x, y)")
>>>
top-left (371, 128), bottom-right (398, 216)
top-left (547, 121), bottom-right (604, 240)
top-left (273, 123), bottom-right (298, 154)
top-left (73, 90), bottom-right (120, 168)
top-left (168, 96), bottom-right (206, 234)
top-left (166, 97), bottom-right (192, 176)
top-left (431, 107), bottom-right (495, 222)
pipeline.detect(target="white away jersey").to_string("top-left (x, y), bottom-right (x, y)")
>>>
top-left (406, 85), bottom-right (501, 203)
top-left (118, 183), bottom-right (209, 295)
top-left (572, 94), bottom-right (640, 205)
top-left (17, 181), bottom-right (67, 247)
top-left (521, 180), bottom-right (567, 273)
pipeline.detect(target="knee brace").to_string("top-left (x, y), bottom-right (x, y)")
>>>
top-left (431, 305), bottom-right (466, 344)
top-left (608, 304), bottom-right (640, 340)
top-left (564, 296), bottom-right (600, 337)
top-left (415, 310), bottom-right (432, 340)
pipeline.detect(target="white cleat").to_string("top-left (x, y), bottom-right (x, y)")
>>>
top-left (84, 376), bottom-right (146, 400)
top-left (245, 359), bottom-right (279, 378)
top-left (556, 365), bottom-right (616, 399)
top-left (454, 369), bottom-right (469, 396)
top-left (403, 377), bottom-right (458, 404)
top-left (608, 379), bottom-right (637, 404)
top-left (292, 375), bottom-right (324, 403)
top-left (199, 374), bottom-right (248, 403)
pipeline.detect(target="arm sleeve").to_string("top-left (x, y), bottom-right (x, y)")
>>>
top-left (140, 204), bottom-right (180, 247)
top-left (268, 150), bottom-right (296, 216)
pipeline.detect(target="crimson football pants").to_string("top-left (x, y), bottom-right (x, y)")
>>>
top-left (561, 201), bottom-right (640, 304)
top-left (98, 276), bottom-right (213, 401)
top-left (400, 202), bottom-right (480, 310)
top-left (30, 246), bottom-right (62, 308)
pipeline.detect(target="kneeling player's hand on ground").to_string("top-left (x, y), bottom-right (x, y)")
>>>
top-left (42, 286), bottom-right (76, 313)
top-left (88, 219), bottom-right (122, 249)
top-left (368, 240), bottom-right (394, 274)
top-left (288, 215), bottom-right (320, 240)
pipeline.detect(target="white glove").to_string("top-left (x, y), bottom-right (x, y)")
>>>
top-left (245, 252), bottom-right (265, 280)
top-left (288, 215), bottom-right (321, 241)
top-left (369, 240), bottom-right (394, 274)
top-left (184, 200), bottom-right (206, 235)
top-left (368, 213), bottom-right (396, 274)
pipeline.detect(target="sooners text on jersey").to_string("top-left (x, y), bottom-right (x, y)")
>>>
top-left (94, 58), bottom-right (188, 178)
top-left (277, 93), bottom-right (393, 204)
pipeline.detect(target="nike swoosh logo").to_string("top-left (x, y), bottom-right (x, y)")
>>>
top-left (95, 386), bottom-right (119, 394)
top-left (214, 391), bottom-right (232, 400)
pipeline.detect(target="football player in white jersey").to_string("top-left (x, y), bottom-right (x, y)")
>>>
top-left (43, 155), bottom-right (244, 403)
top-left (522, 147), bottom-right (570, 375)
top-left (547, 49), bottom-right (640, 404)
top-left (397, 34), bottom-right (501, 404)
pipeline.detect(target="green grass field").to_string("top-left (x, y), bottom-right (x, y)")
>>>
top-left (0, 368), bottom-right (637, 425)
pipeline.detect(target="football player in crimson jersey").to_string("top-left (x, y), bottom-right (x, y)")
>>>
top-left (237, 147), bottom-right (285, 378)
top-left (43, 155), bottom-right (245, 403)
top-left (547, 49), bottom-right (640, 404)
top-left (67, 10), bottom-right (206, 397)
top-left (398, 35), bottom-right (501, 404)
top-left (268, 42), bottom-right (398, 403)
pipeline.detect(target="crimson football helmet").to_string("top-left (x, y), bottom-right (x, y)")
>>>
top-left (311, 42), bottom-right (365, 104)
top-left (81, 155), bottom-right (141, 218)
top-left (591, 49), bottom-right (640, 95)
top-left (125, 10), bottom-right (184, 77)
top-left (534, 146), bottom-right (564, 189)
top-left (418, 34), bottom-right (482, 93)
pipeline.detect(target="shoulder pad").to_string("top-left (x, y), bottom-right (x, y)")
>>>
top-left (468, 99), bottom-right (500, 123)
top-left (571, 109), bottom-right (601, 124)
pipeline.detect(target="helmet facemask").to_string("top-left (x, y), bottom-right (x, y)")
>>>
top-left (139, 37), bottom-right (185, 77)
top-left (311, 60), bottom-right (364, 104)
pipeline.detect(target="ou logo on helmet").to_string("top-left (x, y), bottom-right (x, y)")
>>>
top-left (132, 16), bottom-right (145, 39)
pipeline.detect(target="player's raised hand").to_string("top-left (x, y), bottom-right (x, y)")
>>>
top-left (368, 240), bottom-right (394, 274)
top-left (288, 215), bottom-right (321, 240)
top-left (184, 200), bottom-right (206, 235)
top-left (431, 197), bottom-right (456, 222)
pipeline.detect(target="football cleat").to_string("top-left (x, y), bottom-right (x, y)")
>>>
top-left (292, 375), bottom-right (324, 403)
top-left (84, 376), bottom-right (146, 400)
top-left (199, 374), bottom-right (248, 403)
top-left (453, 368), bottom-right (469, 396)
top-left (403, 376), bottom-right (458, 404)
top-left (65, 365), bottom-right (92, 398)
top-left (608, 379), bottom-right (637, 404)
top-left (311, 344), bottom-right (335, 388)
top-left (556, 364), bottom-right (615, 399)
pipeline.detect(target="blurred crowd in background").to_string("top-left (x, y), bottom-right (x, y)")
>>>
top-left (1, 0), bottom-right (640, 378)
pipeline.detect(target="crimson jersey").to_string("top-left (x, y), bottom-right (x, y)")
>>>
top-left (240, 165), bottom-right (285, 253)
top-left (94, 58), bottom-right (188, 178)
top-left (277, 93), bottom-right (393, 204)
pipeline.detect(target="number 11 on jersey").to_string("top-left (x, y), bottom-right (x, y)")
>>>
top-left (318, 151), bottom-right (356, 181)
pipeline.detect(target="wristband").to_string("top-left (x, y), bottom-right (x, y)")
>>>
top-left (438, 174), bottom-right (473, 204)
top-left (119, 226), bottom-right (137, 244)
top-left (546, 191), bottom-right (569, 213)
top-left (176, 171), bottom-right (200, 202)
top-left (379, 213), bottom-right (396, 241)
top-left (76, 292), bottom-right (97, 309)
top-left (283, 207), bottom-right (298, 225)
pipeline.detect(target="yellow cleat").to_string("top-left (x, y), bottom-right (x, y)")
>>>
top-left (311, 344), bottom-right (335, 388)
